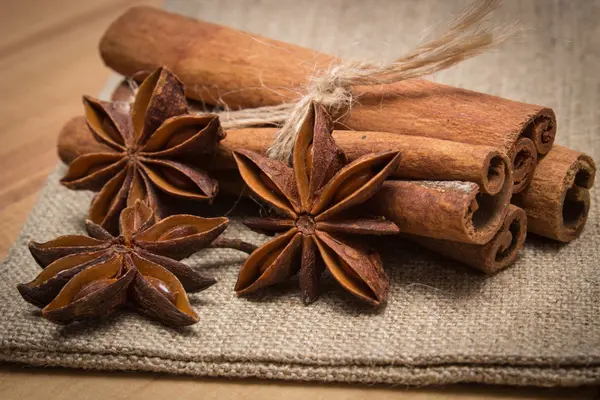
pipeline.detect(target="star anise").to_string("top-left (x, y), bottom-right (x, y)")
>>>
top-left (232, 103), bottom-right (401, 305)
top-left (17, 201), bottom-right (228, 326)
top-left (60, 67), bottom-right (224, 234)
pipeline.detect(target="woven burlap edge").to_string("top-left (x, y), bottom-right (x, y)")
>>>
top-left (2, 349), bottom-right (599, 387)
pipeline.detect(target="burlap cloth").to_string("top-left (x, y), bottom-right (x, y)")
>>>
top-left (1, 0), bottom-right (599, 387)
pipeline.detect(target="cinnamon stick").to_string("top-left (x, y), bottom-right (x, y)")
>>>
top-left (99, 6), bottom-right (555, 191)
top-left (513, 146), bottom-right (596, 242)
top-left (59, 115), bottom-right (510, 196)
top-left (318, 130), bottom-right (511, 196)
top-left (58, 117), bottom-right (510, 245)
top-left (212, 171), bottom-right (523, 271)
top-left (365, 180), bottom-right (509, 245)
top-left (411, 205), bottom-right (527, 274)
top-left (217, 128), bottom-right (510, 195)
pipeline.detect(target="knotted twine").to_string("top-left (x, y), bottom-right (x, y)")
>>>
top-left (218, 0), bottom-right (513, 162)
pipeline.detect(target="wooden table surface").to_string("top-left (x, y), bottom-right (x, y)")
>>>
top-left (0, 0), bottom-right (597, 398)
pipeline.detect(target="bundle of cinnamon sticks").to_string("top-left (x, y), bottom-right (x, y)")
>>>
top-left (59, 6), bottom-right (596, 274)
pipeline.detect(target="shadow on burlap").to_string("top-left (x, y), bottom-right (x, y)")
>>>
top-left (1, 0), bottom-right (599, 387)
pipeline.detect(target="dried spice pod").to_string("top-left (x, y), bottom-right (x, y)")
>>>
top-left (365, 179), bottom-right (512, 245)
top-left (233, 102), bottom-right (400, 305)
top-left (60, 66), bottom-right (224, 234)
top-left (99, 6), bottom-right (556, 191)
top-left (513, 145), bottom-right (596, 242)
top-left (17, 201), bottom-right (228, 326)
top-left (411, 205), bottom-right (527, 274)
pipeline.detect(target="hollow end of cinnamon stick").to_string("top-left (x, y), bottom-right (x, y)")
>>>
top-left (522, 108), bottom-right (556, 155)
top-left (509, 137), bottom-right (538, 194)
top-left (464, 160), bottom-right (514, 244)
top-left (463, 175), bottom-right (514, 244)
top-left (481, 153), bottom-right (507, 196)
top-left (484, 205), bottom-right (527, 273)
top-left (411, 205), bottom-right (527, 274)
top-left (561, 186), bottom-right (591, 235)
top-left (513, 146), bottom-right (596, 242)
top-left (557, 160), bottom-right (595, 240)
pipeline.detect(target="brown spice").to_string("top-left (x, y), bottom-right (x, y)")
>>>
top-left (60, 67), bottom-right (224, 234)
top-left (411, 205), bottom-right (527, 274)
top-left (99, 6), bottom-right (556, 191)
top-left (233, 103), bottom-right (400, 305)
top-left (513, 145), bottom-right (596, 242)
top-left (365, 180), bottom-right (511, 245)
top-left (508, 137), bottom-right (538, 194)
top-left (18, 201), bottom-right (229, 326)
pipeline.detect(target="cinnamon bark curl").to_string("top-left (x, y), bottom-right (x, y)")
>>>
top-left (99, 6), bottom-right (556, 193)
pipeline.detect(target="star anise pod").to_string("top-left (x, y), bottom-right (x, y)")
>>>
top-left (60, 66), bottom-right (224, 234)
top-left (17, 201), bottom-right (228, 326)
top-left (232, 103), bottom-right (401, 305)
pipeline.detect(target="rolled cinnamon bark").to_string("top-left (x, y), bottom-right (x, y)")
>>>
top-left (59, 116), bottom-right (510, 196)
top-left (58, 117), bottom-right (511, 244)
top-left (513, 146), bottom-right (596, 242)
top-left (217, 128), bottom-right (510, 195)
top-left (365, 180), bottom-right (511, 245)
top-left (508, 137), bottom-right (538, 194)
top-left (328, 131), bottom-right (510, 196)
top-left (411, 205), bottom-right (527, 274)
top-left (99, 6), bottom-right (555, 190)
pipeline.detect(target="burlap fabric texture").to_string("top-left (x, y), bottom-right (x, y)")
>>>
top-left (1, 0), bottom-right (599, 387)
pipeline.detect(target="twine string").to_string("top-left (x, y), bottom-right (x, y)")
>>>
top-left (218, 0), bottom-right (512, 162)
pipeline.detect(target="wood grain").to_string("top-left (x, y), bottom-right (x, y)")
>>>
top-left (0, 0), bottom-right (597, 398)
top-left (0, 0), bottom-right (160, 256)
